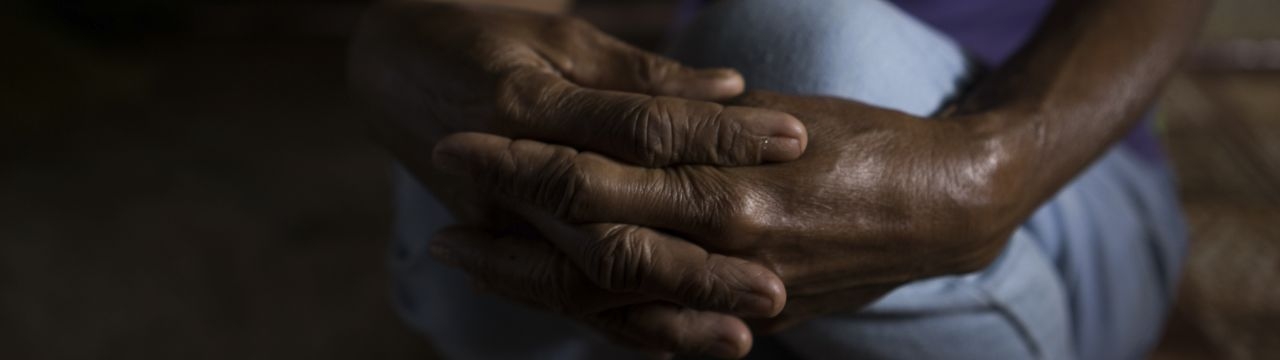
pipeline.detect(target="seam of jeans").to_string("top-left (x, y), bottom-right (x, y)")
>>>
top-left (970, 237), bottom-right (1052, 359)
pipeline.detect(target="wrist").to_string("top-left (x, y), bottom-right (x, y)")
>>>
top-left (942, 109), bottom-right (1047, 273)
top-left (961, 105), bottom-right (1047, 206)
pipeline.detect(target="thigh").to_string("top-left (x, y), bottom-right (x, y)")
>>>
top-left (781, 234), bottom-right (1074, 360)
top-left (668, 0), bottom-right (971, 117)
top-left (670, 1), bottom-right (1186, 359)
top-left (1022, 146), bottom-right (1187, 360)
top-left (670, 0), bottom-right (1074, 358)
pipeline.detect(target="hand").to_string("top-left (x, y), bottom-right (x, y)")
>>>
top-left (348, 3), bottom-right (807, 356)
top-left (348, 1), bottom-right (807, 175)
top-left (430, 224), bottom-right (776, 359)
top-left (432, 91), bottom-right (1028, 332)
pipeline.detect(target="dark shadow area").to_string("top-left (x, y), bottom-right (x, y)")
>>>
top-left (1, 0), bottom-right (1277, 359)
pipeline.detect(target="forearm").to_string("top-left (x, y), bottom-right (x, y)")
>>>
top-left (965, 0), bottom-right (1207, 229)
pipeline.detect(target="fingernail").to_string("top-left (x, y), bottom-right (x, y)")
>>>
top-left (431, 141), bottom-right (468, 175)
top-left (428, 242), bottom-right (459, 267)
top-left (761, 136), bottom-right (803, 163)
top-left (699, 69), bottom-right (744, 93)
top-left (738, 110), bottom-right (806, 162)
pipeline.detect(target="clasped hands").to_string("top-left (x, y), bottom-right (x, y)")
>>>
top-left (350, 3), bottom-right (1021, 358)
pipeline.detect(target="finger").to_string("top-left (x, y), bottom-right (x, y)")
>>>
top-left (433, 133), bottom-right (751, 244)
top-left (432, 219), bottom-right (785, 317)
top-left (430, 228), bottom-right (751, 358)
top-left (496, 67), bottom-right (806, 166)
top-left (528, 16), bottom-right (744, 101)
top-left (525, 218), bottom-right (785, 317)
top-left (733, 90), bottom-right (903, 125)
top-left (586, 303), bottom-right (753, 359)
top-left (564, 44), bottom-right (747, 101)
top-left (429, 227), bottom-right (651, 315)
top-left (746, 284), bottom-right (899, 335)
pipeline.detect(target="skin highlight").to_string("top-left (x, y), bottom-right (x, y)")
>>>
top-left (350, 0), bottom-right (1208, 358)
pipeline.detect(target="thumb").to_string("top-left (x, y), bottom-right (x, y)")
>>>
top-left (616, 50), bottom-right (746, 101)
top-left (597, 46), bottom-right (744, 101)
top-left (537, 19), bottom-right (745, 101)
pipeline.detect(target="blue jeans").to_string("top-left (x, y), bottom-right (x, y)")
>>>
top-left (388, 0), bottom-right (1187, 358)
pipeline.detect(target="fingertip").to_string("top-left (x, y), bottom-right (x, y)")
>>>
top-left (730, 108), bottom-right (807, 163)
top-left (733, 263), bottom-right (787, 318)
top-left (700, 68), bottom-right (746, 98)
top-left (708, 316), bottom-right (753, 359)
top-left (668, 68), bottom-right (745, 101)
top-left (756, 275), bottom-right (788, 317)
top-left (432, 132), bottom-right (507, 175)
top-left (761, 112), bottom-right (808, 163)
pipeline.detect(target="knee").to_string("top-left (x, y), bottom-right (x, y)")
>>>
top-left (668, 0), bottom-right (969, 116)
top-left (706, 0), bottom-right (893, 39)
top-left (670, 0), bottom-right (892, 72)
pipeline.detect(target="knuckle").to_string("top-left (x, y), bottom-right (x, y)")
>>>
top-left (558, 154), bottom-right (595, 221)
top-left (679, 172), bottom-right (762, 245)
top-left (621, 98), bottom-right (677, 166)
top-left (712, 108), bottom-right (756, 164)
top-left (633, 54), bottom-right (674, 90)
top-left (496, 69), bottom-right (577, 129)
top-left (494, 73), bottom-right (524, 119)
top-left (727, 191), bottom-right (771, 239)
top-left (493, 71), bottom-right (543, 126)
top-left (676, 260), bottom-right (732, 310)
top-left (527, 147), bottom-right (589, 219)
top-left (583, 225), bottom-right (653, 292)
top-left (676, 102), bottom-right (747, 165)
top-left (719, 204), bottom-right (768, 242)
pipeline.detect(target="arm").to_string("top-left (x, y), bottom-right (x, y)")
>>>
top-left (963, 0), bottom-right (1209, 236)
top-left (430, 0), bottom-right (1210, 335)
top-left (349, 1), bottom-right (801, 357)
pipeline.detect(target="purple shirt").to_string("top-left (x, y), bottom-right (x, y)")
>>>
top-left (890, 0), bottom-right (1051, 67)
top-left (892, 0), bottom-right (1164, 163)
top-left (678, 0), bottom-right (1165, 163)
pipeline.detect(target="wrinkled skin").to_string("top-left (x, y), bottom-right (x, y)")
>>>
top-left (353, 0), bottom-right (1207, 358)
top-left (348, 1), bottom-right (807, 171)
top-left (349, 2), bottom-right (809, 358)
top-left (432, 91), bottom-right (1022, 335)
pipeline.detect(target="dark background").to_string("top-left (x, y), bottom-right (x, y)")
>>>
top-left (1, 0), bottom-right (1277, 359)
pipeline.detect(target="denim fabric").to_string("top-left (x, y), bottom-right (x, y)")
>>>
top-left (388, 0), bottom-right (1186, 358)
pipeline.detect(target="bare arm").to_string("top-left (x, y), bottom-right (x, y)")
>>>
top-left (965, 0), bottom-right (1210, 234)
top-left (428, 0), bottom-right (1212, 335)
